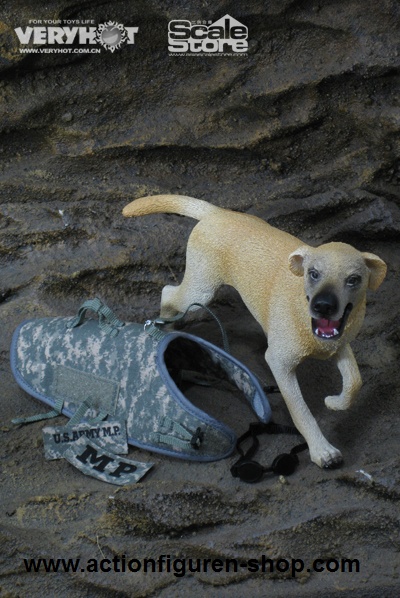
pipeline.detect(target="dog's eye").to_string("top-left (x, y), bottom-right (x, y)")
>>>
top-left (309, 269), bottom-right (320, 281)
top-left (346, 275), bottom-right (362, 287)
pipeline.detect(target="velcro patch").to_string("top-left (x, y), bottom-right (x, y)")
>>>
top-left (52, 365), bottom-right (119, 416)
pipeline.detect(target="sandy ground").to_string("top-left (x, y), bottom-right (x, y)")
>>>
top-left (1, 271), bottom-right (400, 596)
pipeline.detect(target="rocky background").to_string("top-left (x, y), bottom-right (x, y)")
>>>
top-left (1, 0), bottom-right (400, 596)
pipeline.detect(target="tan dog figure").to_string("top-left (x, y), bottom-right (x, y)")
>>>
top-left (123, 195), bottom-right (387, 468)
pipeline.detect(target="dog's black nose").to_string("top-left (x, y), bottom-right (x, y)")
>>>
top-left (311, 291), bottom-right (338, 317)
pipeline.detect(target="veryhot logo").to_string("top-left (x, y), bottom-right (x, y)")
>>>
top-left (14, 20), bottom-right (138, 53)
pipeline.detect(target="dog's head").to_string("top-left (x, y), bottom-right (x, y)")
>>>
top-left (288, 242), bottom-right (387, 340)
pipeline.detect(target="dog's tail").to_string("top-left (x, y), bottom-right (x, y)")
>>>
top-left (122, 194), bottom-right (221, 221)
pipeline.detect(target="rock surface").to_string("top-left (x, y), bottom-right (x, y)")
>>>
top-left (1, 1), bottom-right (400, 596)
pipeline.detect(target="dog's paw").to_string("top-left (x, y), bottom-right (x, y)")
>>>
top-left (322, 453), bottom-right (343, 469)
top-left (324, 394), bottom-right (350, 411)
top-left (310, 443), bottom-right (343, 469)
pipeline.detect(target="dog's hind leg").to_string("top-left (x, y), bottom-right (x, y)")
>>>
top-left (265, 348), bottom-right (343, 469)
top-left (324, 344), bottom-right (362, 411)
top-left (160, 245), bottom-right (221, 318)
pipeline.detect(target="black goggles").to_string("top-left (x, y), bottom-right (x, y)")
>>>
top-left (230, 421), bottom-right (308, 483)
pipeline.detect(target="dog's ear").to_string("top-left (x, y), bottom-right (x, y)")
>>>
top-left (288, 247), bottom-right (309, 276)
top-left (362, 253), bottom-right (387, 290)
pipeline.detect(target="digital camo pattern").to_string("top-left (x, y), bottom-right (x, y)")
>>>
top-left (208, 351), bottom-right (271, 422)
top-left (12, 307), bottom-right (271, 461)
top-left (64, 436), bottom-right (153, 485)
top-left (42, 418), bottom-right (128, 460)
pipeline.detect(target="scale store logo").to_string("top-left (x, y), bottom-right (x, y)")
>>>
top-left (14, 19), bottom-right (139, 54)
top-left (168, 14), bottom-right (248, 56)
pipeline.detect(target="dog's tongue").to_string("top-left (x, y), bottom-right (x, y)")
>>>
top-left (315, 318), bottom-right (341, 337)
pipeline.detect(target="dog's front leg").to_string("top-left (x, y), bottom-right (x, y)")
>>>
top-left (265, 349), bottom-right (343, 469)
top-left (324, 343), bottom-right (362, 411)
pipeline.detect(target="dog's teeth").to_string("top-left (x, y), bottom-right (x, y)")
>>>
top-left (315, 322), bottom-right (341, 339)
top-left (317, 328), bottom-right (339, 339)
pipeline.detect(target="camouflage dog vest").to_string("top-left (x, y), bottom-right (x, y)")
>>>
top-left (11, 299), bottom-right (271, 483)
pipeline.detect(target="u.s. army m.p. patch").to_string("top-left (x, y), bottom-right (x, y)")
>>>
top-left (42, 418), bottom-right (128, 460)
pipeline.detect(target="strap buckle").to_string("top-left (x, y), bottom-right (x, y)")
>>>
top-left (190, 427), bottom-right (205, 450)
top-left (144, 303), bottom-right (230, 353)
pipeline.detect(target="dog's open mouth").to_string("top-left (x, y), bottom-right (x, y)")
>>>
top-left (312, 304), bottom-right (353, 340)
